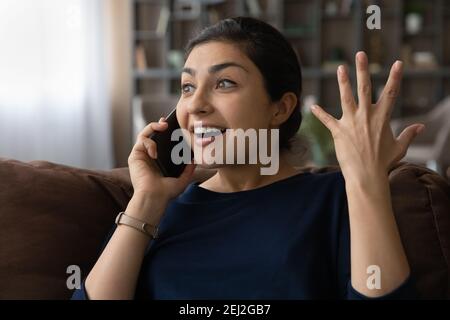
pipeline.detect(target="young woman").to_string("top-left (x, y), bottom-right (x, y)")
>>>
top-left (72, 17), bottom-right (423, 300)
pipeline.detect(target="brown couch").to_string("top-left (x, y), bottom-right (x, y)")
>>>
top-left (0, 157), bottom-right (449, 299)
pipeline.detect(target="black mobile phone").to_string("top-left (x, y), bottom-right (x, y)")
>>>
top-left (149, 108), bottom-right (193, 178)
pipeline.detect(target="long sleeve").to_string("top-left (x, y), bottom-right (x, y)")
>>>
top-left (346, 275), bottom-right (417, 300)
top-left (71, 279), bottom-right (90, 300)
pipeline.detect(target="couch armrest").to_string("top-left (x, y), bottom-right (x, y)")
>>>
top-left (389, 162), bottom-right (450, 299)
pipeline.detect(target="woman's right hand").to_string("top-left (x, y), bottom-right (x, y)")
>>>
top-left (127, 117), bottom-right (196, 209)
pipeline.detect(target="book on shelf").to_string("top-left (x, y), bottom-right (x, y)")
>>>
top-left (173, 0), bottom-right (201, 20)
top-left (135, 44), bottom-right (148, 71)
top-left (246, 0), bottom-right (262, 17)
top-left (207, 8), bottom-right (221, 25)
top-left (340, 0), bottom-right (353, 16)
top-left (156, 6), bottom-right (170, 36)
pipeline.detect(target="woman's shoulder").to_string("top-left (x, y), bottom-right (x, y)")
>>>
top-left (293, 168), bottom-right (345, 188)
top-left (284, 169), bottom-right (347, 209)
top-left (170, 168), bottom-right (346, 206)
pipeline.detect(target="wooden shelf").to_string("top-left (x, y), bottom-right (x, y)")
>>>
top-left (134, 31), bottom-right (164, 40)
top-left (134, 0), bottom-right (165, 4)
top-left (130, 0), bottom-right (450, 146)
top-left (403, 29), bottom-right (440, 38)
top-left (321, 14), bottom-right (353, 20)
top-left (134, 68), bottom-right (180, 79)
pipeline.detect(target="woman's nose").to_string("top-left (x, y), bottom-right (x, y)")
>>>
top-left (186, 90), bottom-right (213, 115)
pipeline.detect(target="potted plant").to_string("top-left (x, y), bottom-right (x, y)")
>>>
top-left (297, 98), bottom-right (335, 166)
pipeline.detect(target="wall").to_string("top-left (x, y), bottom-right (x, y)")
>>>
top-left (105, 0), bottom-right (132, 168)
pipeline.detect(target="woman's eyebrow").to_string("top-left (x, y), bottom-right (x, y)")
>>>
top-left (182, 62), bottom-right (249, 76)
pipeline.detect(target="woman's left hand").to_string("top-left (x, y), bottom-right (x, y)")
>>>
top-left (311, 51), bottom-right (425, 183)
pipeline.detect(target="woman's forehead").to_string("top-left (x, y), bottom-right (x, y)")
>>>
top-left (184, 42), bottom-right (253, 72)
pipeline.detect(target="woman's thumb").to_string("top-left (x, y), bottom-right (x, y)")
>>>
top-left (396, 123), bottom-right (425, 150)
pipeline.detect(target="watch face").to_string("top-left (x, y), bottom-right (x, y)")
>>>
top-left (153, 227), bottom-right (159, 239)
top-left (144, 223), bottom-right (158, 239)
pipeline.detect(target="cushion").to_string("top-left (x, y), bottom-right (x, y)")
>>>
top-left (389, 163), bottom-right (450, 299)
top-left (0, 158), bottom-right (132, 299)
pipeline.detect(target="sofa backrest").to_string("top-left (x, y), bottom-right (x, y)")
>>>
top-left (0, 158), bottom-right (449, 299)
top-left (0, 158), bottom-right (132, 299)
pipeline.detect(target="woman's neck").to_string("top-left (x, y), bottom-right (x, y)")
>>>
top-left (200, 153), bottom-right (299, 193)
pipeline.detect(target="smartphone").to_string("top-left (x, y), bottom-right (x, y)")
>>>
top-left (149, 108), bottom-right (193, 178)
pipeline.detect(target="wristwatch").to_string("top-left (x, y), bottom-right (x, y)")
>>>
top-left (115, 211), bottom-right (159, 239)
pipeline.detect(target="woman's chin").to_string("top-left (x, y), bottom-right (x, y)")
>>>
top-left (196, 163), bottom-right (224, 170)
top-left (194, 160), bottom-right (226, 169)
top-left (194, 154), bottom-right (227, 169)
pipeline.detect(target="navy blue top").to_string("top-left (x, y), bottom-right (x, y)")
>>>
top-left (71, 170), bottom-right (415, 300)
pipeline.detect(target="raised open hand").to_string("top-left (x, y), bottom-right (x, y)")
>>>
top-left (311, 51), bottom-right (425, 183)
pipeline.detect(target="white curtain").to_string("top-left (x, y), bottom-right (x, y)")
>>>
top-left (0, 0), bottom-right (113, 169)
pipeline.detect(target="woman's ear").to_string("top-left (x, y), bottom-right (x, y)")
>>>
top-left (270, 92), bottom-right (298, 127)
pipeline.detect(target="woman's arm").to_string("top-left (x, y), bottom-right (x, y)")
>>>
top-left (311, 51), bottom-right (424, 298)
top-left (345, 171), bottom-right (410, 297)
top-left (83, 194), bottom-right (167, 300)
top-left (79, 118), bottom-right (195, 300)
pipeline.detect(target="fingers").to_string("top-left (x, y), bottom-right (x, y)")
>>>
top-left (139, 121), bottom-right (168, 139)
top-left (311, 105), bottom-right (339, 137)
top-left (178, 163), bottom-right (196, 183)
top-left (355, 51), bottom-right (372, 111)
top-left (132, 135), bottom-right (158, 159)
top-left (132, 118), bottom-right (168, 158)
top-left (142, 137), bottom-right (158, 159)
top-left (337, 65), bottom-right (357, 115)
top-left (377, 60), bottom-right (403, 119)
top-left (396, 123), bottom-right (425, 155)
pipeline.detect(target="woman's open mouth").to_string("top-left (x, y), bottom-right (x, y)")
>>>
top-left (193, 126), bottom-right (226, 147)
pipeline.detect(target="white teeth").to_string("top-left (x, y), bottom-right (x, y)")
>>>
top-left (194, 127), bottom-right (223, 135)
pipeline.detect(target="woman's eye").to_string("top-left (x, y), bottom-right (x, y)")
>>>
top-left (181, 83), bottom-right (195, 94)
top-left (217, 79), bottom-right (236, 89)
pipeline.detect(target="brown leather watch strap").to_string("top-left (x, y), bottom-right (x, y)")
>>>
top-left (115, 211), bottom-right (159, 239)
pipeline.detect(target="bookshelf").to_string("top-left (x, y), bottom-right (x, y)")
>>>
top-left (130, 0), bottom-right (450, 145)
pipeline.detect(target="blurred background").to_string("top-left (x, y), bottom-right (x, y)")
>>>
top-left (0, 0), bottom-right (449, 180)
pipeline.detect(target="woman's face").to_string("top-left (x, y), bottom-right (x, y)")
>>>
top-left (176, 41), bottom-right (282, 167)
